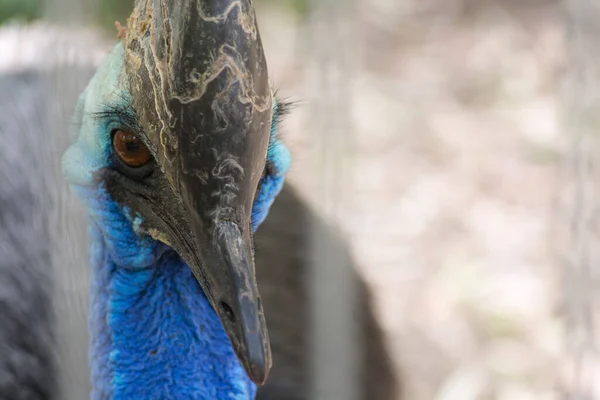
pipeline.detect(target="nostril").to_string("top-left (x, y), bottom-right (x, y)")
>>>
top-left (220, 301), bottom-right (235, 323)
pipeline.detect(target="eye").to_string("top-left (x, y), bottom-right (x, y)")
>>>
top-left (112, 129), bottom-right (151, 167)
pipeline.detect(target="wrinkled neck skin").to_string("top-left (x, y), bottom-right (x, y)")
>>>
top-left (62, 44), bottom-right (291, 400)
top-left (76, 185), bottom-right (254, 400)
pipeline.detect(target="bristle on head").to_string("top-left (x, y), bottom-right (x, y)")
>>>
top-left (272, 92), bottom-right (296, 140)
top-left (115, 21), bottom-right (127, 39)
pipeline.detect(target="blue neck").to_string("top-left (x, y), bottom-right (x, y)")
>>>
top-left (87, 222), bottom-right (256, 400)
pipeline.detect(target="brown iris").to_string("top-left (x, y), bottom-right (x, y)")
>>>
top-left (112, 130), bottom-right (151, 167)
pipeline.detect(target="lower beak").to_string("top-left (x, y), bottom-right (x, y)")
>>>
top-left (188, 221), bottom-right (272, 385)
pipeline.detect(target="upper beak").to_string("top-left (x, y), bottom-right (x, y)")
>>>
top-left (123, 0), bottom-right (274, 385)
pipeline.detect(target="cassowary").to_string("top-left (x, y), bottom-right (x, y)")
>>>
top-left (0, 1), bottom-right (397, 399)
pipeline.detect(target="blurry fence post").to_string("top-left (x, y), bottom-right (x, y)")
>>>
top-left (306, 0), bottom-right (360, 399)
top-left (43, 0), bottom-right (96, 399)
top-left (559, 0), bottom-right (600, 398)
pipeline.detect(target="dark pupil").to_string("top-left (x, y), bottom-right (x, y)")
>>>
top-left (125, 137), bottom-right (142, 153)
top-left (264, 161), bottom-right (275, 177)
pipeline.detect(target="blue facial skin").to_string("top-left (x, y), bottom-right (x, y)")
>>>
top-left (63, 43), bottom-right (291, 400)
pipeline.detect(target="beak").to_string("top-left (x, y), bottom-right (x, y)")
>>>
top-left (186, 220), bottom-right (271, 385)
top-left (123, 0), bottom-right (273, 385)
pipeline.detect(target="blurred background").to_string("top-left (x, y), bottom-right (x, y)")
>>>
top-left (1, 0), bottom-right (596, 398)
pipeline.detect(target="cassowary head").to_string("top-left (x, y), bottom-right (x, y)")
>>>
top-left (62, 0), bottom-right (290, 385)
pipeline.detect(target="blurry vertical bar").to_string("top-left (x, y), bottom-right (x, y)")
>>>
top-left (559, 0), bottom-right (600, 398)
top-left (307, 0), bottom-right (360, 398)
top-left (43, 0), bottom-right (94, 399)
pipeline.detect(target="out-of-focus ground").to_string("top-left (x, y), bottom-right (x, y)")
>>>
top-left (257, 0), bottom-right (568, 398)
top-left (0, 0), bottom-right (581, 398)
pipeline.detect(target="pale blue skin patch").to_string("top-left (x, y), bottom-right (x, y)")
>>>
top-left (251, 98), bottom-right (291, 230)
top-left (63, 44), bottom-right (128, 188)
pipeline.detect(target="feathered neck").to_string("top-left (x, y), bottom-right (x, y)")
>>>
top-left (86, 219), bottom-right (255, 400)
